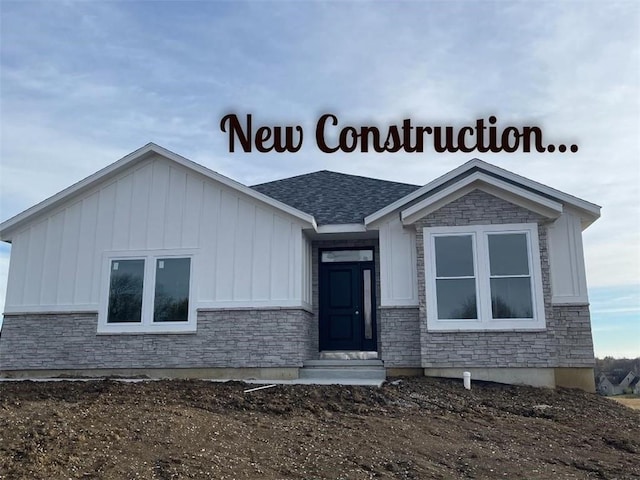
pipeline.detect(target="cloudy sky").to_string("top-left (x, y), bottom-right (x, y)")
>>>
top-left (0, 1), bottom-right (638, 357)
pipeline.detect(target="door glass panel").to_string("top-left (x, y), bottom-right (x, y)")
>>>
top-left (154, 258), bottom-right (191, 322)
top-left (108, 259), bottom-right (144, 323)
top-left (329, 269), bottom-right (353, 307)
top-left (488, 233), bottom-right (529, 275)
top-left (435, 278), bottom-right (477, 319)
top-left (322, 250), bottom-right (373, 262)
top-left (435, 236), bottom-right (474, 277)
top-left (490, 277), bottom-right (533, 318)
top-left (363, 269), bottom-right (372, 339)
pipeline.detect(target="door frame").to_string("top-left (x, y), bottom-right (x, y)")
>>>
top-left (318, 247), bottom-right (377, 352)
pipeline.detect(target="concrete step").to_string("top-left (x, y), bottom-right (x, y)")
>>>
top-left (299, 367), bottom-right (386, 381)
top-left (320, 351), bottom-right (379, 360)
top-left (303, 359), bottom-right (383, 368)
top-left (299, 359), bottom-right (386, 381)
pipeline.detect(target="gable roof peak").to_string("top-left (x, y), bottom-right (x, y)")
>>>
top-left (365, 157), bottom-right (601, 228)
top-left (0, 143), bottom-right (316, 240)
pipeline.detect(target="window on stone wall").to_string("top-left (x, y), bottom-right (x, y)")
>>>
top-left (100, 251), bottom-right (194, 334)
top-left (424, 223), bottom-right (545, 331)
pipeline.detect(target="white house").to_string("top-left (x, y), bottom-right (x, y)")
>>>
top-left (0, 143), bottom-right (601, 390)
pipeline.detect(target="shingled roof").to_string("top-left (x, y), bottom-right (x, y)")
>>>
top-left (251, 170), bottom-right (421, 225)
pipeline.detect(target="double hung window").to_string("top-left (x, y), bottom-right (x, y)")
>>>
top-left (424, 223), bottom-right (545, 331)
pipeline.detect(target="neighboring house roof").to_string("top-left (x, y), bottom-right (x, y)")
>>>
top-left (251, 170), bottom-right (420, 226)
top-left (0, 143), bottom-right (316, 241)
top-left (629, 377), bottom-right (640, 389)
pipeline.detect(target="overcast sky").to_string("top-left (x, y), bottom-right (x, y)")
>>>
top-left (0, 1), bottom-right (638, 357)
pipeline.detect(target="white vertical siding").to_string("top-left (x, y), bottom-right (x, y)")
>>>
top-left (214, 190), bottom-right (237, 301)
top-left (57, 201), bottom-right (81, 304)
top-left (251, 207), bottom-right (273, 301)
top-left (548, 211), bottom-right (589, 304)
top-left (270, 215), bottom-right (292, 301)
top-left (197, 186), bottom-right (220, 302)
top-left (3, 155), bottom-right (310, 312)
top-left (164, 166), bottom-right (187, 249)
top-left (182, 174), bottom-right (203, 248)
top-left (23, 219), bottom-right (47, 305)
top-left (130, 165), bottom-right (152, 249)
top-left (147, 160), bottom-right (169, 250)
top-left (75, 192), bottom-right (98, 305)
top-left (233, 198), bottom-right (255, 300)
top-left (5, 228), bottom-right (29, 306)
top-left (40, 211), bottom-right (65, 304)
top-left (112, 172), bottom-right (133, 250)
top-left (379, 215), bottom-right (419, 306)
top-left (301, 234), bottom-right (312, 306)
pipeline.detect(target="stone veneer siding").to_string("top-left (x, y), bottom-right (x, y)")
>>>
top-left (0, 308), bottom-right (314, 371)
top-left (379, 307), bottom-right (421, 367)
top-left (415, 189), bottom-right (595, 369)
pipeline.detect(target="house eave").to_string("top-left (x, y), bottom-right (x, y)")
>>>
top-left (365, 158), bottom-right (601, 227)
top-left (400, 172), bottom-right (564, 225)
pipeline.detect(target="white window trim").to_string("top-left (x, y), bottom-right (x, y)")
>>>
top-left (98, 249), bottom-right (198, 334)
top-left (424, 223), bottom-right (546, 331)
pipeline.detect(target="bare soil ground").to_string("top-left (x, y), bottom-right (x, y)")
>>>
top-left (1, 377), bottom-right (639, 480)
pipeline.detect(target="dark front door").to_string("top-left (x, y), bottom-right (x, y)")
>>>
top-left (319, 259), bottom-right (376, 351)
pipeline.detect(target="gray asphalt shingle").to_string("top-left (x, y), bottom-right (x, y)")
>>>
top-left (251, 170), bottom-right (421, 225)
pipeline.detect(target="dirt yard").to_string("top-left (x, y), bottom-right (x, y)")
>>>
top-left (1, 377), bottom-right (639, 480)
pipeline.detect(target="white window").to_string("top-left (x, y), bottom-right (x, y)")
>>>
top-left (424, 223), bottom-right (545, 331)
top-left (98, 250), bottom-right (196, 334)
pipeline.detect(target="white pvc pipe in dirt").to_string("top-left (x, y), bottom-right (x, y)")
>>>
top-left (463, 371), bottom-right (471, 390)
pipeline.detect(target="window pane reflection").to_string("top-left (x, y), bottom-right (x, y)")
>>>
top-left (488, 233), bottom-right (529, 276)
top-left (154, 258), bottom-right (191, 322)
top-left (436, 278), bottom-right (477, 319)
top-left (108, 259), bottom-right (144, 323)
top-left (435, 236), bottom-right (474, 277)
top-left (490, 277), bottom-right (533, 318)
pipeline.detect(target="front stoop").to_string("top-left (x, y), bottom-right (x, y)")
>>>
top-left (299, 359), bottom-right (386, 383)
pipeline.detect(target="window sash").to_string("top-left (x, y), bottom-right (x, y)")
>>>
top-left (433, 234), bottom-right (479, 320)
top-left (107, 259), bottom-right (145, 323)
top-left (153, 258), bottom-right (191, 323)
top-left (486, 232), bottom-right (534, 320)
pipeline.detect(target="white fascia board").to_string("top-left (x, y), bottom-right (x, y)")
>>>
top-left (468, 159), bottom-right (601, 220)
top-left (365, 158), bottom-right (600, 226)
top-left (316, 223), bottom-right (368, 234)
top-left (365, 160), bottom-right (480, 225)
top-left (0, 143), bottom-right (316, 240)
top-left (401, 172), bottom-right (564, 225)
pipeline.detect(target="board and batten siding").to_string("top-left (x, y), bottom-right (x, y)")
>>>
top-left (547, 210), bottom-right (590, 305)
top-left (378, 215), bottom-right (419, 306)
top-left (4, 155), bottom-right (310, 313)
